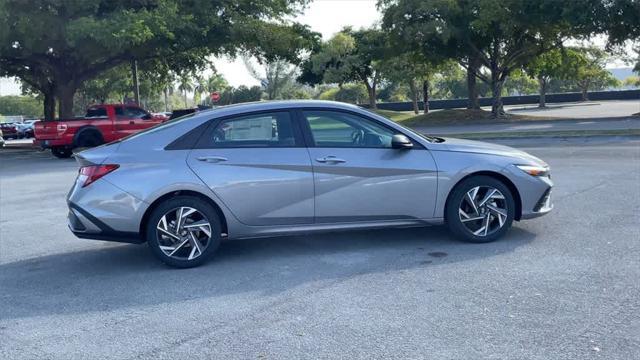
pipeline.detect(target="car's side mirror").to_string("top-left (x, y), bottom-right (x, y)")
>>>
top-left (391, 134), bottom-right (413, 149)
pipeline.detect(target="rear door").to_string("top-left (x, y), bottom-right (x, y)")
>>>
top-left (300, 109), bottom-right (439, 223)
top-left (187, 110), bottom-right (315, 226)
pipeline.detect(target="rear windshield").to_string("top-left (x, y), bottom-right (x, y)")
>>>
top-left (86, 108), bottom-right (107, 117)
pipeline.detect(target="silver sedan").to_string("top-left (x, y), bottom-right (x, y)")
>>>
top-left (67, 100), bottom-right (553, 267)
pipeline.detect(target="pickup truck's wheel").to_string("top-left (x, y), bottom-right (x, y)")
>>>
top-left (51, 146), bottom-right (73, 158)
top-left (146, 196), bottom-right (222, 268)
top-left (76, 131), bottom-right (103, 148)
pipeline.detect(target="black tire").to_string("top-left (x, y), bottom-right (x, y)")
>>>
top-left (76, 131), bottom-right (103, 148)
top-left (445, 175), bottom-right (515, 243)
top-left (51, 146), bottom-right (73, 158)
top-left (146, 196), bottom-right (222, 268)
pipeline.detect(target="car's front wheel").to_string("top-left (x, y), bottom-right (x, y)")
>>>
top-left (445, 176), bottom-right (515, 243)
top-left (146, 196), bottom-right (222, 268)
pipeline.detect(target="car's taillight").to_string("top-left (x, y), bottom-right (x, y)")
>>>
top-left (78, 164), bottom-right (119, 187)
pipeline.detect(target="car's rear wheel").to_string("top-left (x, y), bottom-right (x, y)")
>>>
top-left (445, 176), bottom-right (515, 243)
top-left (51, 146), bottom-right (73, 158)
top-left (146, 196), bottom-right (221, 268)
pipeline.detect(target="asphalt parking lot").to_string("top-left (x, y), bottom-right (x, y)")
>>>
top-left (1, 138), bottom-right (639, 359)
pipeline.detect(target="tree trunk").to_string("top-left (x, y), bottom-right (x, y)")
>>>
top-left (490, 70), bottom-right (506, 118)
top-left (131, 60), bottom-right (140, 106)
top-left (164, 88), bottom-right (169, 112)
top-left (422, 79), bottom-right (430, 114)
top-left (538, 76), bottom-right (546, 108)
top-left (365, 81), bottom-right (377, 109)
top-left (57, 84), bottom-right (77, 119)
top-left (409, 80), bottom-right (419, 114)
top-left (43, 92), bottom-right (56, 121)
top-left (184, 91), bottom-right (188, 107)
top-left (581, 86), bottom-right (589, 101)
top-left (467, 56), bottom-right (481, 109)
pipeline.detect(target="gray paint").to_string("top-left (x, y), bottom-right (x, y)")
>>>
top-left (68, 100), bottom-right (553, 241)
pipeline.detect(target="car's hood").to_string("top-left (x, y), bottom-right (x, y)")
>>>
top-left (439, 137), bottom-right (547, 166)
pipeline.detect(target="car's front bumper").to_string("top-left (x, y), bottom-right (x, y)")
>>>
top-left (503, 164), bottom-right (553, 220)
top-left (520, 187), bottom-right (553, 219)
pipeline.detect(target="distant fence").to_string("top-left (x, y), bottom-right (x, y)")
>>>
top-left (359, 89), bottom-right (640, 112)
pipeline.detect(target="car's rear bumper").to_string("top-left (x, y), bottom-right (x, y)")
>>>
top-left (67, 177), bottom-right (147, 244)
top-left (67, 203), bottom-right (144, 244)
top-left (35, 139), bottom-right (69, 148)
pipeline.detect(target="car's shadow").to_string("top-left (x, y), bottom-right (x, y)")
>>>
top-left (1, 226), bottom-right (535, 319)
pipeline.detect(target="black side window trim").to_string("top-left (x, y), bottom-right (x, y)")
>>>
top-left (193, 110), bottom-right (306, 149)
top-left (296, 107), bottom-right (425, 150)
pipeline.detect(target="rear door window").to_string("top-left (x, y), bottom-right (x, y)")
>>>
top-left (198, 111), bottom-right (301, 148)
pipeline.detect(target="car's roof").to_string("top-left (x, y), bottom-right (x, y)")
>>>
top-left (196, 100), bottom-right (365, 118)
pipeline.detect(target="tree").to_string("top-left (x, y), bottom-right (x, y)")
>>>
top-left (230, 85), bottom-right (263, 104)
top-left (0, 0), bottom-right (316, 120)
top-left (301, 28), bottom-right (387, 109)
top-left (200, 73), bottom-right (231, 106)
top-left (244, 58), bottom-right (299, 100)
top-left (568, 47), bottom-right (619, 100)
top-left (177, 75), bottom-right (194, 108)
top-left (0, 95), bottom-right (42, 117)
top-left (526, 49), bottom-right (578, 107)
top-left (381, 52), bottom-right (441, 114)
top-left (379, 0), bottom-right (593, 117)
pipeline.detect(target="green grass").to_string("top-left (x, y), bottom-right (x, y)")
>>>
top-left (372, 108), bottom-right (560, 127)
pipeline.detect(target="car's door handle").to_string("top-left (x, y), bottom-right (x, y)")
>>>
top-left (129, 121), bottom-right (135, 124)
top-left (197, 156), bottom-right (228, 163)
top-left (316, 156), bottom-right (346, 164)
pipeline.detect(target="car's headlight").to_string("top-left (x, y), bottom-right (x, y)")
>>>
top-left (516, 164), bottom-right (550, 177)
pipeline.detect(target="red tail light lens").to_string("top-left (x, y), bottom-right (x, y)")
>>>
top-left (79, 164), bottom-right (119, 187)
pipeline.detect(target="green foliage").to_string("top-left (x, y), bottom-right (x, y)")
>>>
top-left (0, 95), bottom-right (43, 117)
top-left (245, 58), bottom-right (300, 100)
top-left (300, 27), bottom-right (388, 107)
top-left (218, 85), bottom-right (263, 105)
top-left (0, 0), bottom-right (317, 119)
top-left (318, 84), bottom-right (368, 104)
top-left (568, 47), bottom-right (620, 96)
top-left (380, 0), bottom-right (598, 116)
top-left (623, 76), bottom-right (640, 87)
top-left (503, 70), bottom-right (538, 96)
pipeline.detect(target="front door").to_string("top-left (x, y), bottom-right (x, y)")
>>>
top-left (115, 106), bottom-right (160, 138)
top-left (300, 109), bottom-right (438, 223)
top-left (187, 111), bottom-right (314, 226)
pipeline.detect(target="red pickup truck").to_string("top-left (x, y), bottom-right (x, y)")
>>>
top-left (35, 104), bottom-right (168, 158)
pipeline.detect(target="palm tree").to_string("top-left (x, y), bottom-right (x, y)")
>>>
top-left (177, 75), bottom-right (193, 107)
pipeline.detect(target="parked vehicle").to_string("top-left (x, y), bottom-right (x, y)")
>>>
top-left (34, 104), bottom-right (168, 158)
top-left (67, 100), bottom-right (553, 268)
top-left (16, 119), bottom-right (39, 138)
top-left (0, 123), bottom-right (18, 140)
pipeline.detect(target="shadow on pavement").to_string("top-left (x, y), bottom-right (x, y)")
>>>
top-left (0, 226), bottom-right (536, 320)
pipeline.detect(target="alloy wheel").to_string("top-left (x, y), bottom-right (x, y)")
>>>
top-left (458, 186), bottom-right (508, 237)
top-left (156, 207), bottom-right (212, 261)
